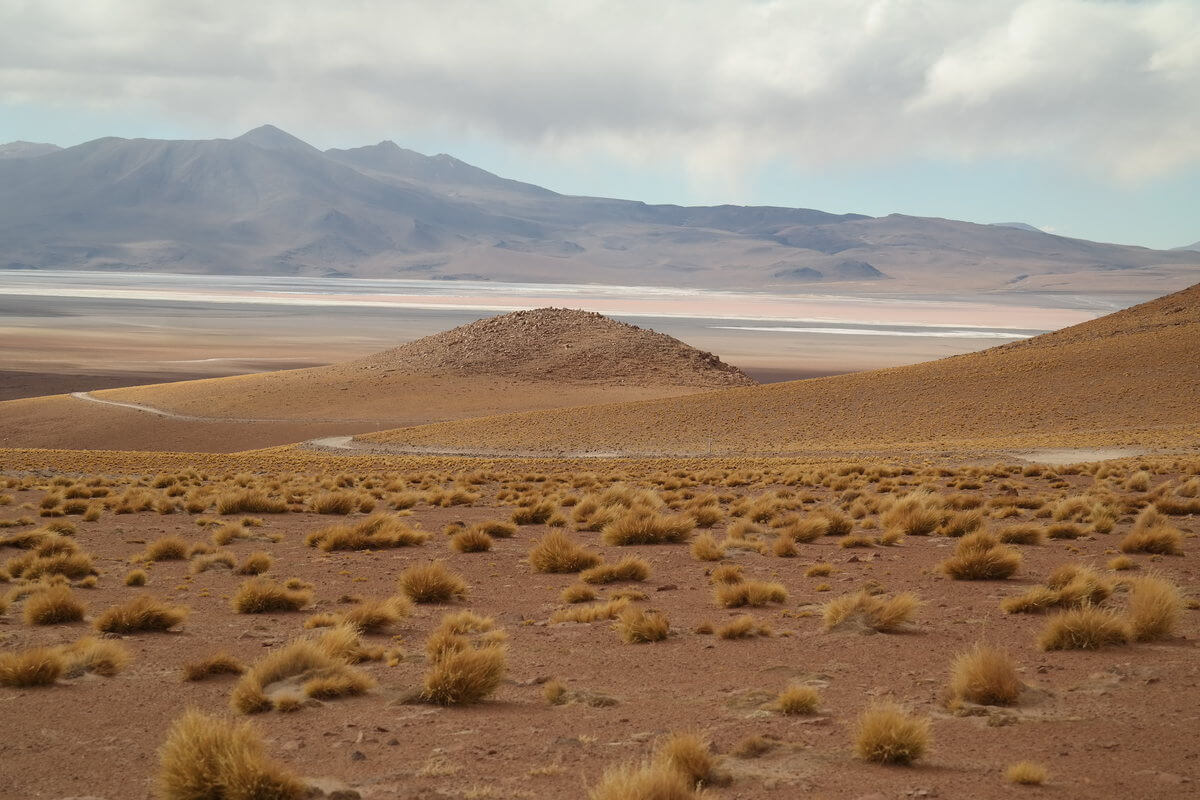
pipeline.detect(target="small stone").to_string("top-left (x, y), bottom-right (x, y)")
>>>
top-left (655, 584), bottom-right (678, 592)
top-left (350, 750), bottom-right (366, 761)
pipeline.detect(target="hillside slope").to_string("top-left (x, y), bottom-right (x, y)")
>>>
top-left (361, 284), bottom-right (1200, 454)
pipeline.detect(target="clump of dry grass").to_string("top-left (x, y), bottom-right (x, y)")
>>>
top-left (473, 520), bottom-right (518, 538)
top-left (23, 584), bottom-right (86, 625)
top-left (450, 528), bottom-right (493, 553)
top-left (94, 595), bottom-right (188, 633)
top-left (776, 684), bottom-right (820, 715)
top-left (528, 530), bottom-right (601, 573)
top-left (1119, 509), bottom-right (1184, 555)
top-left (1045, 522), bottom-right (1085, 540)
top-left (308, 491), bottom-right (358, 514)
top-left (125, 568), bottom-right (148, 586)
top-left (1126, 574), bottom-right (1183, 641)
top-left (581, 556), bottom-right (651, 585)
top-left (588, 761), bottom-right (697, 800)
top-left (690, 533), bottom-right (725, 561)
top-left (1006, 761), bottom-right (1048, 785)
top-left (714, 580), bottom-right (788, 608)
top-left (615, 607), bottom-right (670, 643)
top-left (881, 491), bottom-right (944, 537)
top-left (1108, 555), bottom-right (1135, 571)
top-left (231, 578), bottom-right (312, 614)
top-left (805, 562), bottom-right (834, 577)
top-left (305, 514), bottom-right (429, 551)
top-left (235, 551), bottom-right (273, 576)
top-left (560, 583), bottom-right (598, 603)
top-left (551, 598), bottom-right (630, 624)
top-left (823, 591), bottom-right (919, 633)
top-left (156, 710), bottom-right (305, 800)
top-left (398, 561), bottom-right (469, 603)
top-left (0, 646), bottom-right (64, 687)
top-left (655, 732), bottom-right (728, 788)
top-left (216, 489), bottom-right (287, 515)
top-left (938, 531), bottom-right (1022, 580)
top-left (1038, 607), bottom-right (1131, 650)
top-left (1001, 565), bottom-right (1112, 614)
top-left (854, 702), bottom-right (930, 765)
top-left (717, 615), bottom-right (771, 639)
top-left (190, 551), bottom-right (237, 574)
top-left (997, 524), bottom-right (1043, 545)
top-left (948, 645), bottom-right (1022, 706)
top-left (421, 612), bottom-right (507, 705)
top-left (601, 509), bottom-right (695, 545)
top-left (144, 536), bottom-right (190, 562)
top-left (183, 653), bottom-right (246, 682)
top-left (231, 635), bottom-right (374, 713)
top-left (59, 636), bottom-right (130, 677)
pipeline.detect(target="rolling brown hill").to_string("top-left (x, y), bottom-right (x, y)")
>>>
top-left (0, 309), bottom-right (752, 451)
top-left (360, 283), bottom-right (1200, 455)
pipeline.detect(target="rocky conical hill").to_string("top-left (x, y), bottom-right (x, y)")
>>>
top-left (356, 308), bottom-right (755, 387)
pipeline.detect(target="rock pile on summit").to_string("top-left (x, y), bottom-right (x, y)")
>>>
top-left (359, 308), bottom-right (755, 387)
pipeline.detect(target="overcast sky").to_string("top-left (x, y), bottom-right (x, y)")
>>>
top-left (2, 0), bottom-right (1197, 248)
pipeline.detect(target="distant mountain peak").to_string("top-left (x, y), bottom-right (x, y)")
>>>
top-left (0, 141), bottom-right (62, 159)
top-left (235, 124), bottom-right (319, 154)
top-left (991, 222), bottom-right (1043, 233)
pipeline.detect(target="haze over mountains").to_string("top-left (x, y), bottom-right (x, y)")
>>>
top-left (2, 125), bottom-right (1198, 292)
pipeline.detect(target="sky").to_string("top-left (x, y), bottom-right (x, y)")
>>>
top-left (1, 0), bottom-right (1198, 249)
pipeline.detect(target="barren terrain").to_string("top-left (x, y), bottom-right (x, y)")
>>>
top-left (1, 449), bottom-right (1197, 799)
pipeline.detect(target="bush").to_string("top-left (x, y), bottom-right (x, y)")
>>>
top-left (398, 561), bottom-right (469, 603)
top-left (854, 702), bottom-right (930, 765)
top-left (231, 578), bottom-right (311, 614)
top-left (305, 514), bottom-right (428, 551)
top-left (422, 644), bottom-right (508, 705)
top-left (528, 530), bottom-right (601, 574)
top-left (580, 556), bottom-right (651, 584)
top-left (938, 531), bottom-right (1021, 580)
top-left (0, 646), bottom-right (64, 687)
top-left (1126, 575), bottom-right (1183, 641)
top-left (714, 580), bottom-right (788, 608)
top-left (450, 528), bottom-right (493, 553)
top-left (94, 595), bottom-right (188, 633)
top-left (216, 489), bottom-right (287, 515)
top-left (615, 607), bottom-right (670, 643)
top-left (24, 584), bottom-right (86, 625)
top-left (601, 509), bottom-right (694, 545)
top-left (1038, 607), bottom-right (1131, 650)
top-left (776, 684), bottom-right (820, 715)
top-left (823, 591), bottom-right (918, 632)
top-left (948, 645), bottom-right (1022, 706)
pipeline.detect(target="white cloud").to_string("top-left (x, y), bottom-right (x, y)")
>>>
top-left (1, 0), bottom-right (1197, 182)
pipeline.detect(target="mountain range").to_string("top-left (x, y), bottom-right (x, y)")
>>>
top-left (1, 125), bottom-right (1197, 292)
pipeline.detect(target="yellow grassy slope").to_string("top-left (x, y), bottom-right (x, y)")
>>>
top-left (361, 283), bottom-right (1200, 454)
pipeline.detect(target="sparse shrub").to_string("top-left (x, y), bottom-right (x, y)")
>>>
top-left (341, 596), bottom-right (411, 632)
top-left (776, 684), bottom-right (820, 715)
top-left (717, 615), bottom-right (771, 639)
top-left (616, 607), bottom-right (670, 643)
top-left (1119, 521), bottom-right (1184, 555)
top-left (0, 646), bottom-right (64, 687)
top-left (144, 536), bottom-right (190, 562)
top-left (805, 563), bottom-right (833, 577)
top-left (881, 491), bottom-right (943, 537)
top-left (216, 489), bottom-right (287, 515)
top-left (1045, 522), bottom-right (1085, 540)
top-left (581, 556), bottom-right (651, 584)
top-left (183, 653), bottom-right (246, 681)
top-left (838, 534), bottom-right (875, 549)
top-left (690, 533), bottom-right (725, 561)
top-left (780, 516), bottom-right (829, 543)
top-left (235, 551), bottom-right (273, 575)
top-left (1006, 761), bottom-right (1048, 785)
top-left (823, 591), bottom-right (918, 632)
top-left (854, 702), bottom-right (930, 765)
top-left (561, 583), bottom-right (598, 603)
top-left (422, 645), bottom-right (507, 705)
top-left (231, 578), bottom-right (311, 614)
top-left (60, 636), bottom-right (130, 677)
top-left (551, 599), bottom-right (630, 623)
top-left (1002, 565), bottom-right (1112, 613)
top-left (474, 520), bottom-right (518, 538)
top-left (306, 514), bottom-right (428, 551)
top-left (655, 732), bottom-right (726, 788)
top-left (714, 580), bottom-right (788, 608)
top-left (601, 509), bottom-right (694, 545)
top-left (309, 491), bottom-right (357, 514)
top-left (948, 645), bottom-right (1022, 706)
top-left (95, 595), bottom-right (188, 633)
top-left (732, 735), bottom-right (775, 758)
top-left (512, 502), bottom-right (556, 525)
top-left (399, 561), bottom-right (469, 603)
top-left (772, 536), bottom-right (798, 557)
top-left (1108, 555), bottom-right (1135, 571)
top-left (1038, 607), bottom-right (1131, 650)
top-left (528, 530), bottom-right (601, 573)
top-left (231, 637), bottom-right (374, 713)
top-left (588, 761), bottom-right (696, 800)
top-left (190, 551), bottom-right (237, 574)
top-left (156, 710), bottom-right (305, 800)
top-left (24, 584), bottom-right (86, 625)
top-left (450, 528), bottom-right (493, 553)
top-left (997, 524), bottom-right (1043, 545)
top-left (938, 531), bottom-right (1021, 580)
top-left (1126, 575), bottom-right (1183, 641)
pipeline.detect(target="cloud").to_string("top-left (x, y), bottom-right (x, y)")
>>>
top-left (1, 0), bottom-right (1197, 182)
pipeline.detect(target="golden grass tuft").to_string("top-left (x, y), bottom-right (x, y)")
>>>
top-left (560, 583), bottom-right (598, 603)
top-left (937, 531), bottom-right (1022, 580)
top-left (144, 536), bottom-right (190, 562)
top-left (528, 530), bottom-right (602, 573)
top-left (655, 732), bottom-right (727, 788)
top-left (340, 596), bottom-right (411, 632)
top-left (231, 578), bottom-right (312, 614)
top-left (997, 524), bottom-right (1044, 545)
top-left (615, 607), bottom-right (670, 643)
top-left (235, 551), bottom-right (273, 576)
top-left (94, 594), bottom-right (188, 633)
top-left (1126, 574), bottom-right (1183, 641)
top-left (231, 636), bottom-right (375, 713)
top-left (854, 702), bottom-right (931, 765)
top-left (125, 568), bottom-right (148, 586)
top-left (713, 580), bottom-right (788, 608)
top-left (215, 489), bottom-right (287, 515)
top-left (717, 614), bottom-right (771, 639)
top-left (0, 646), bottom-right (64, 687)
top-left (581, 556), bottom-right (651, 584)
top-left (156, 710), bottom-right (305, 800)
top-left (305, 513), bottom-right (429, 551)
top-left (1002, 565), bottom-right (1112, 614)
top-left (1038, 607), bottom-right (1131, 650)
top-left (1119, 523), bottom-right (1184, 555)
top-left (450, 528), bottom-right (494, 553)
top-left (689, 533), bottom-right (725, 561)
top-left (183, 653), bottom-right (246, 682)
top-left (601, 509), bottom-right (695, 545)
top-left (60, 636), bottom-right (130, 677)
top-left (805, 562), bottom-right (834, 577)
top-left (24, 584), bottom-right (86, 625)
top-left (399, 561), bottom-right (469, 603)
top-left (776, 684), bottom-right (820, 715)
top-left (422, 645), bottom-right (507, 705)
top-left (948, 645), bottom-right (1022, 706)
top-left (823, 590), bottom-right (919, 632)
top-left (309, 491), bottom-right (358, 514)
top-left (551, 598), bottom-right (630, 624)
top-left (588, 761), bottom-right (698, 800)
top-left (1006, 761), bottom-right (1048, 786)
